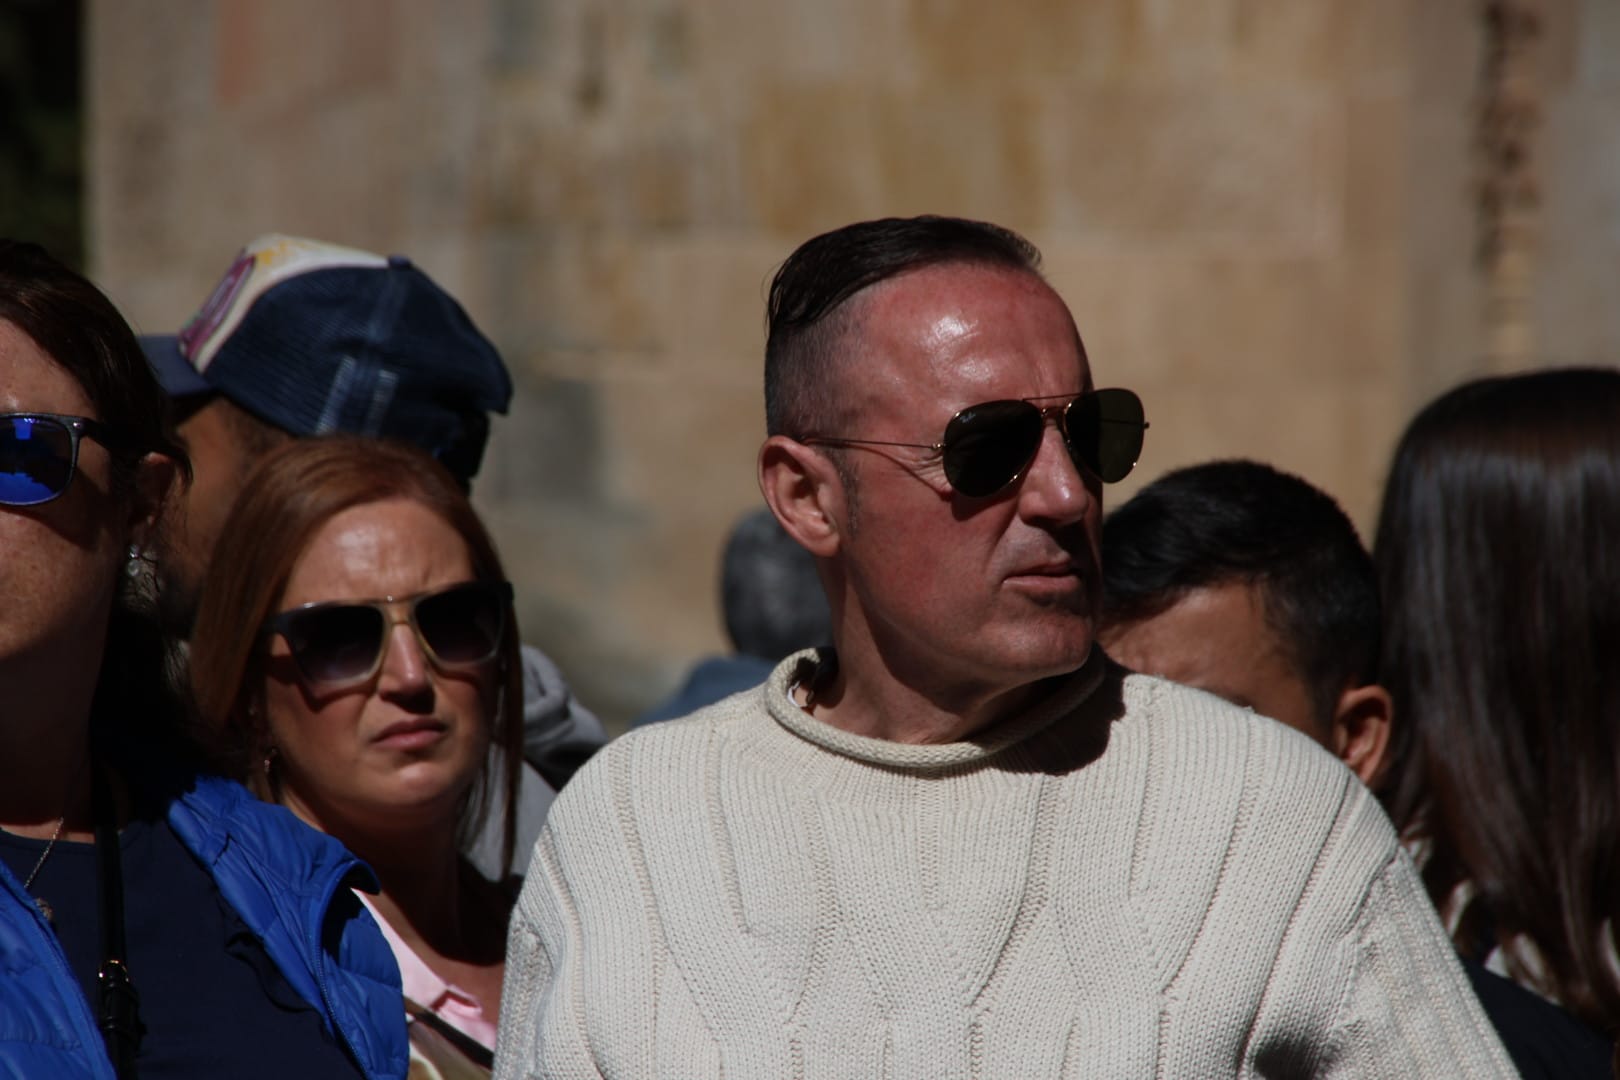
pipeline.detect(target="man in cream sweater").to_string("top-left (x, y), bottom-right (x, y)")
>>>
top-left (496, 217), bottom-right (1517, 1078)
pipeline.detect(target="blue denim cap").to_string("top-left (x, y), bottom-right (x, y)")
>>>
top-left (142, 235), bottom-right (511, 486)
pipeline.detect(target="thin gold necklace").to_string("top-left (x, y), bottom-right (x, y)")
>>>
top-left (21, 815), bottom-right (66, 924)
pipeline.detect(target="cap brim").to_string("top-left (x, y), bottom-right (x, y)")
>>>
top-left (139, 334), bottom-right (213, 398)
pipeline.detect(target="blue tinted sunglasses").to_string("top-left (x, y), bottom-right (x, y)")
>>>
top-left (0, 413), bottom-right (131, 507)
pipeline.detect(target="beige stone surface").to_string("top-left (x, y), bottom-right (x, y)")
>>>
top-left (82, 0), bottom-right (1620, 728)
top-left (1536, 77), bottom-right (1620, 362)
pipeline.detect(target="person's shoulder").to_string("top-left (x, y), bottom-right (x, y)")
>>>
top-left (1105, 671), bottom-right (1407, 922)
top-left (159, 771), bottom-right (256, 843)
top-left (1112, 669), bottom-right (1372, 819)
top-left (166, 773), bottom-right (366, 887)
top-left (548, 686), bottom-right (769, 815)
top-left (1115, 669), bottom-right (1340, 758)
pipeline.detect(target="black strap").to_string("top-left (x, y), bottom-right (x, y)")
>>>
top-left (403, 998), bottom-right (496, 1070)
top-left (93, 770), bottom-right (141, 1079)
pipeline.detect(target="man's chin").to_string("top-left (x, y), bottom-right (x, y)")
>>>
top-left (993, 621), bottom-right (1095, 681)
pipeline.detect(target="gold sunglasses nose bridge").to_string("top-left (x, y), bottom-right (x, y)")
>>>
top-left (375, 600), bottom-right (434, 663)
top-left (1028, 401), bottom-right (1076, 457)
top-left (994, 401), bottom-right (1078, 493)
top-left (1036, 401), bottom-right (1070, 429)
top-left (1024, 398), bottom-right (1103, 488)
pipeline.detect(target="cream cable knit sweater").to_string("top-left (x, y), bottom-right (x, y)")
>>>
top-left (496, 652), bottom-right (1516, 1079)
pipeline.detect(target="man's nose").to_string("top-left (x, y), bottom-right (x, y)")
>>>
top-left (1017, 424), bottom-right (1096, 526)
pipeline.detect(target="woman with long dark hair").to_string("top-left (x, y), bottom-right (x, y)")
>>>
top-left (1376, 367), bottom-right (1620, 1054)
top-left (0, 240), bottom-right (405, 1079)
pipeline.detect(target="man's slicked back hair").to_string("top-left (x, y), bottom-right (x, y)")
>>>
top-left (1100, 459), bottom-right (1379, 724)
top-left (764, 215), bottom-right (1043, 438)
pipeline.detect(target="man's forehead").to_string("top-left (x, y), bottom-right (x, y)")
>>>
top-left (849, 263), bottom-right (1088, 408)
top-left (859, 260), bottom-right (1063, 319)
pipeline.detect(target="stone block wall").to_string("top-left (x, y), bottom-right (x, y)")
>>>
top-left (85, 0), bottom-right (1620, 726)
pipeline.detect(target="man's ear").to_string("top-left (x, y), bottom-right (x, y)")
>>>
top-left (126, 451), bottom-right (182, 554)
top-left (758, 435), bottom-right (846, 559)
top-left (1329, 682), bottom-right (1394, 789)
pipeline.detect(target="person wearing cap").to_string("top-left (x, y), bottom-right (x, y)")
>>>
top-left (142, 235), bottom-right (607, 872)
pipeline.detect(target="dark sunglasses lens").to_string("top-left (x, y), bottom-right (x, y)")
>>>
top-left (415, 584), bottom-right (506, 666)
top-left (941, 401), bottom-right (1044, 497)
top-left (0, 417), bottom-right (75, 506)
top-left (285, 605), bottom-right (386, 684)
top-left (1066, 389), bottom-right (1146, 483)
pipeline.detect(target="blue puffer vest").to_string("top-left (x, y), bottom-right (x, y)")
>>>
top-left (0, 774), bottom-right (408, 1080)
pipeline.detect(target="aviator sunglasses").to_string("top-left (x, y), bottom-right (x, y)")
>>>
top-left (263, 581), bottom-right (514, 690)
top-left (0, 413), bottom-right (132, 507)
top-left (802, 387), bottom-right (1148, 498)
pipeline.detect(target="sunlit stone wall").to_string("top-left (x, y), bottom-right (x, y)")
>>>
top-left (87, 0), bottom-right (1620, 725)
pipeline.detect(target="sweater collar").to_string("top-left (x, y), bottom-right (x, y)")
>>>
top-left (765, 647), bottom-right (1106, 771)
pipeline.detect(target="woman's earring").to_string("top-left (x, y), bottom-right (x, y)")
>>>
top-left (125, 544), bottom-right (143, 579)
top-left (262, 744), bottom-right (279, 778)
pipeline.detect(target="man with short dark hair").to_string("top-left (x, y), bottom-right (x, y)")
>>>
top-left (1101, 459), bottom-right (1612, 1079)
top-left (143, 235), bottom-right (606, 863)
top-left (1098, 459), bottom-right (1392, 785)
top-left (496, 216), bottom-right (1514, 1078)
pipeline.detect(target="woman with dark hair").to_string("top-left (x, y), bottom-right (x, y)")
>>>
top-left (0, 240), bottom-right (406, 1078)
top-left (1375, 367), bottom-right (1620, 1068)
top-left (190, 435), bottom-right (525, 1078)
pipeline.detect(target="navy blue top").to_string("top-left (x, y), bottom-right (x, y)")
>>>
top-left (1461, 958), bottom-right (1613, 1080)
top-left (0, 800), bottom-right (362, 1078)
top-left (633, 654), bottom-right (778, 727)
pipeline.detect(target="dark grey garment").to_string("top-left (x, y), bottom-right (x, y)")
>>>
top-left (466, 644), bottom-right (606, 878)
top-left (466, 754), bottom-right (554, 880)
top-left (519, 644), bottom-right (608, 790)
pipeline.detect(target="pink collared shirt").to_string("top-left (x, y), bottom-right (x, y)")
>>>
top-left (355, 891), bottom-right (498, 1052)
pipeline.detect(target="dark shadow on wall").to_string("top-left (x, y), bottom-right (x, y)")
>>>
top-left (0, 0), bottom-right (82, 265)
